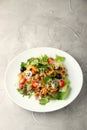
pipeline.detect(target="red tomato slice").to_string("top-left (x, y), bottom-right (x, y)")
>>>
top-left (58, 80), bottom-right (65, 87)
top-left (48, 57), bottom-right (54, 63)
top-left (31, 80), bottom-right (38, 88)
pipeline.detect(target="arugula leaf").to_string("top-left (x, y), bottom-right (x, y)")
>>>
top-left (17, 84), bottom-right (27, 96)
top-left (43, 75), bottom-right (52, 84)
top-left (27, 90), bottom-right (34, 98)
top-left (37, 63), bottom-right (48, 68)
top-left (17, 88), bottom-right (23, 94)
top-left (37, 63), bottom-right (48, 72)
top-left (39, 96), bottom-right (50, 105)
top-left (55, 55), bottom-right (65, 62)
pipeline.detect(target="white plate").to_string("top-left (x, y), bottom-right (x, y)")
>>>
top-left (4, 47), bottom-right (83, 112)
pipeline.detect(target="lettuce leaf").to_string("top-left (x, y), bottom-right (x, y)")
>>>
top-left (55, 55), bottom-right (65, 62)
top-left (27, 57), bottom-right (39, 65)
top-left (64, 77), bottom-right (70, 85)
top-left (39, 96), bottom-right (49, 105)
top-left (20, 62), bottom-right (27, 67)
top-left (51, 85), bottom-right (69, 100)
top-left (38, 54), bottom-right (48, 62)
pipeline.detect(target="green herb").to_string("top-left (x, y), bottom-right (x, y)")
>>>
top-left (37, 63), bottom-right (48, 68)
top-left (37, 63), bottom-right (48, 72)
top-left (43, 75), bottom-right (52, 84)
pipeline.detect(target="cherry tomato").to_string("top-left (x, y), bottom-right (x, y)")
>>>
top-left (31, 80), bottom-right (38, 88)
top-left (19, 78), bottom-right (26, 84)
top-left (58, 80), bottom-right (65, 87)
top-left (48, 57), bottom-right (54, 63)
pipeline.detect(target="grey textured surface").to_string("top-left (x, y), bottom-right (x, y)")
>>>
top-left (0, 0), bottom-right (87, 130)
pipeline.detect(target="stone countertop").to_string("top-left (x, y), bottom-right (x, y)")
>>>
top-left (0, 0), bottom-right (87, 130)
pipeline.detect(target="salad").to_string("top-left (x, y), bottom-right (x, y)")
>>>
top-left (17, 54), bottom-right (70, 105)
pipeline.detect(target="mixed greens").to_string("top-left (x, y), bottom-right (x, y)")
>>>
top-left (17, 54), bottom-right (70, 105)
